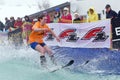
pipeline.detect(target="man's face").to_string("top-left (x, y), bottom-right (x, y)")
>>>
top-left (63, 10), bottom-right (67, 14)
top-left (41, 17), bottom-right (47, 24)
top-left (106, 7), bottom-right (111, 13)
top-left (74, 14), bottom-right (79, 19)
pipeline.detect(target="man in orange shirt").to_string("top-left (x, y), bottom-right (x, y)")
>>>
top-left (29, 15), bottom-right (60, 67)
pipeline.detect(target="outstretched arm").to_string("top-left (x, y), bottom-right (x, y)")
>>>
top-left (49, 29), bottom-right (60, 42)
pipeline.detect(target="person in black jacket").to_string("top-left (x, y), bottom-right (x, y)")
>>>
top-left (0, 21), bottom-right (5, 32)
top-left (117, 11), bottom-right (120, 18)
top-left (5, 17), bottom-right (10, 31)
top-left (105, 4), bottom-right (117, 19)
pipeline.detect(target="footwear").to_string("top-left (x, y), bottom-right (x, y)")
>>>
top-left (40, 56), bottom-right (47, 67)
top-left (50, 55), bottom-right (57, 65)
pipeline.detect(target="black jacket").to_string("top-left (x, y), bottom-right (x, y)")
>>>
top-left (117, 11), bottom-right (120, 18)
top-left (0, 21), bottom-right (5, 31)
top-left (106, 10), bottom-right (117, 18)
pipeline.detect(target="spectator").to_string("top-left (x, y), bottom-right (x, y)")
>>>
top-left (9, 16), bottom-right (15, 28)
top-left (87, 7), bottom-right (98, 22)
top-left (0, 21), bottom-right (5, 32)
top-left (4, 17), bottom-right (11, 31)
top-left (73, 13), bottom-right (82, 23)
top-left (53, 7), bottom-right (61, 23)
top-left (24, 15), bottom-right (32, 23)
top-left (105, 4), bottom-right (117, 19)
top-left (22, 15), bottom-right (33, 44)
top-left (117, 11), bottom-right (120, 18)
top-left (43, 11), bottom-right (51, 23)
top-left (9, 16), bottom-right (16, 31)
top-left (5, 17), bottom-right (10, 24)
top-left (14, 17), bottom-right (23, 28)
top-left (60, 7), bottom-right (72, 23)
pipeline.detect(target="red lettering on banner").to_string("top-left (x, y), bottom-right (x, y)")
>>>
top-left (82, 27), bottom-right (104, 40)
top-left (59, 29), bottom-right (76, 39)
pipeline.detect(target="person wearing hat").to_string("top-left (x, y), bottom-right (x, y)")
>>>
top-left (105, 4), bottom-right (117, 19)
top-left (73, 13), bottom-right (82, 23)
top-left (87, 7), bottom-right (98, 22)
top-left (59, 7), bottom-right (72, 23)
top-left (53, 7), bottom-right (61, 23)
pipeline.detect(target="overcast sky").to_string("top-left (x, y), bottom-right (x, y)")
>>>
top-left (0, 0), bottom-right (69, 23)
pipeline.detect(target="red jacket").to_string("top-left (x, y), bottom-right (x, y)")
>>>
top-left (14, 21), bottom-right (23, 28)
top-left (60, 13), bottom-right (72, 23)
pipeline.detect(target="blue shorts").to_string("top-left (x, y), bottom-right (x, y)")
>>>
top-left (30, 42), bottom-right (46, 49)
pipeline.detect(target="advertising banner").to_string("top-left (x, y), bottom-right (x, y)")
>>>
top-left (46, 19), bottom-right (111, 48)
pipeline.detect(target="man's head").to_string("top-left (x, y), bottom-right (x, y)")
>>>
top-left (105, 4), bottom-right (111, 13)
top-left (63, 7), bottom-right (69, 15)
top-left (38, 15), bottom-right (47, 24)
top-left (5, 17), bottom-right (8, 21)
top-left (10, 16), bottom-right (15, 21)
top-left (74, 13), bottom-right (79, 19)
top-left (17, 17), bottom-right (21, 21)
top-left (43, 11), bottom-right (47, 16)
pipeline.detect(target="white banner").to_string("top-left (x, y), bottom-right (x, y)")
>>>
top-left (46, 19), bottom-right (111, 48)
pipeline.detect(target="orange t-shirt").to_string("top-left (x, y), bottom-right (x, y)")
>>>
top-left (29, 21), bottom-right (50, 43)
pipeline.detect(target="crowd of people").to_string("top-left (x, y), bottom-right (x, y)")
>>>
top-left (0, 4), bottom-right (119, 45)
top-left (86, 4), bottom-right (119, 22)
top-left (0, 4), bottom-right (119, 31)
top-left (0, 5), bottom-right (118, 38)
top-left (0, 7), bottom-right (73, 31)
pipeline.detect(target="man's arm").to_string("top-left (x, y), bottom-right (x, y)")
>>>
top-left (49, 29), bottom-right (60, 42)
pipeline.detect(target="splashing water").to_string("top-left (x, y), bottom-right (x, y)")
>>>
top-left (1, 33), bottom-right (120, 80)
